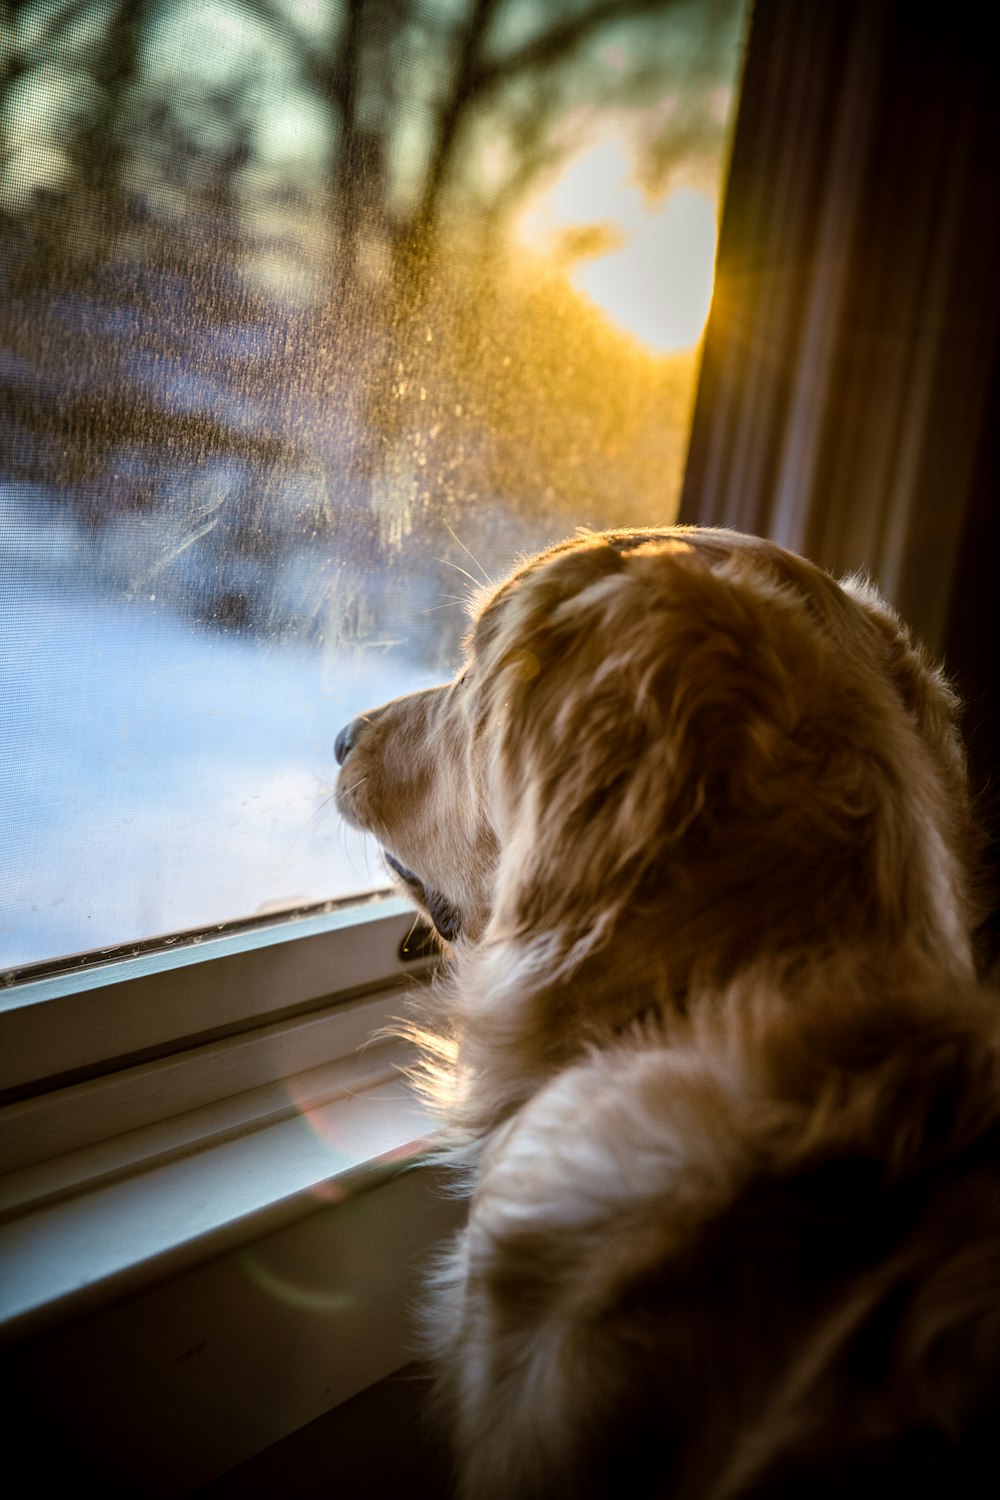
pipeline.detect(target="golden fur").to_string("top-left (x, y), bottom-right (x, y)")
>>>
top-left (336, 528), bottom-right (1000, 1498)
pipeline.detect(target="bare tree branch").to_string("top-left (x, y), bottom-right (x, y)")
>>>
top-left (406, 0), bottom-right (684, 264)
top-left (473, 0), bottom-right (681, 95)
top-left (411, 0), bottom-right (503, 249)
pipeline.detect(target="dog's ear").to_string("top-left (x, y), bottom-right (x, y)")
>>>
top-left (840, 575), bottom-right (971, 805)
top-left (481, 539), bottom-right (958, 978)
top-left (838, 575), bottom-right (984, 944)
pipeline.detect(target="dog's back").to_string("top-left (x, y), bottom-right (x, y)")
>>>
top-left (433, 975), bottom-right (1000, 1500)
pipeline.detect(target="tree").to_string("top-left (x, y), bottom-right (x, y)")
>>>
top-left (241, 0), bottom-right (743, 532)
top-left (0, 0), bottom-right (745, 566)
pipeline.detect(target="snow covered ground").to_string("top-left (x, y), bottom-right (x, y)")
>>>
top-left (0, 518), bottom-right (444, 971)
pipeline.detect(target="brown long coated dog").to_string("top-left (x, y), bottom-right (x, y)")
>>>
top-left (336, 528), bottom-right (1000, 1499)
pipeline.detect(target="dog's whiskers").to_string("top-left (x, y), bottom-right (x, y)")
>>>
top-left (443, 521), bottom-right (493, 586)
top-left (339, 774), bottom-right (369, 797)
top-left (434, 555), bottom-right (484, 593)
top-left (416, 596), bottom-right (470, 615)
top-left (284, 791), bottom-right (336, 859)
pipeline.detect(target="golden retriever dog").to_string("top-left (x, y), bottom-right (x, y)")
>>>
top-left (335, 528), bottom-right (1000, 1499)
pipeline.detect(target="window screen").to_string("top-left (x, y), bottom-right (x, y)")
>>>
top-left (0, 0), bottom-right (746, 973)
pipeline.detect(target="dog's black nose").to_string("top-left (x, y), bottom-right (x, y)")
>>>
top-left (334, 719), bottom-right (360, 766)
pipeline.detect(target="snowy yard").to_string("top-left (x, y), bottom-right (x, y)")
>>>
top-left (0, 557), bottom-right (440, 972)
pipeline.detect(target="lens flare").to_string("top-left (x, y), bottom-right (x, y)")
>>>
top-left (241, 1251), bottom-right (357, 1314)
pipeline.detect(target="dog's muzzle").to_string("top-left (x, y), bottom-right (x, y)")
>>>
top-left (335, 716), bottom-right (462, 943)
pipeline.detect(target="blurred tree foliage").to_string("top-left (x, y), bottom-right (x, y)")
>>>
top-left (0, 0), bottom-right (744, 559)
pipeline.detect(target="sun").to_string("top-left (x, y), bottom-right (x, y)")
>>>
top-left (572, 185), bottom-right (717, 353)
top-left (517, 139), bottom-right (718, 355)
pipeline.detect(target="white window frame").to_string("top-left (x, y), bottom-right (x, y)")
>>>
top-left (1, 890), bottom-right (428, 1100)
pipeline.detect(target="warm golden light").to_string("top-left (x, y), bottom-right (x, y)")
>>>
top-left (519, 139), bottom-right (718, 354)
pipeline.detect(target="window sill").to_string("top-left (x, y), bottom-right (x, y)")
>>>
top-left (0, 1027), bottom-right (435, 1345)
top-left (0, 899), bottom-right (463, 1492)
top-left (1, 1140), bottom-right (463, 1494)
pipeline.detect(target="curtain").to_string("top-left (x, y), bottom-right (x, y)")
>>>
top-left (680, 0), bottom-right (1000, 658)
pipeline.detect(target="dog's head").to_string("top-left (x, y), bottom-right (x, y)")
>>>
top-left (336, 529), bottom-right (976, 991)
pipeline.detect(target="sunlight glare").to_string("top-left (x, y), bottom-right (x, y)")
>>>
top-left (519, 140), bottom-right (718, 355)
top-left (575, 186), bottom-right (717, 353)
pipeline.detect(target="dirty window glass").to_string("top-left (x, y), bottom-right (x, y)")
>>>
top-left (0, 0), bottom-right (746, 972)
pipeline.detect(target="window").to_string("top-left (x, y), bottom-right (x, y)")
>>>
top-left (1, 0), bottom-right (748, 978)
top-left (0, 0), bottom-right (749, 1431)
